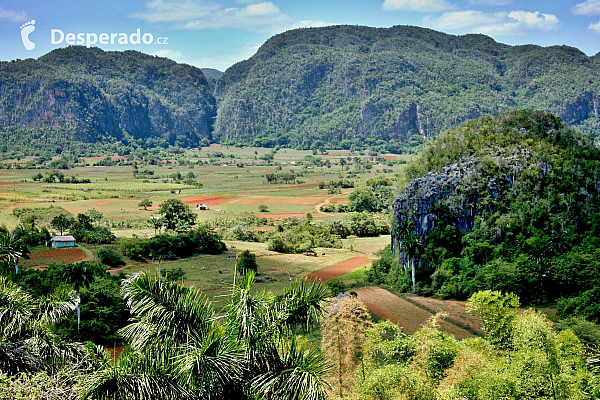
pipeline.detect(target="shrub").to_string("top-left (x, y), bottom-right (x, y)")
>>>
top-left (97, 249), bottom-right (125, 268)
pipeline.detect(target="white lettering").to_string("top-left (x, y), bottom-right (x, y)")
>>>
top-left (86, 33), bottom-right (97, 48)
top-left (130, 29), bottom-right (140, 45)
top-left (51, 29), bottom-right (64, 44)
top-left (49, 29), bottom-right (163, 47)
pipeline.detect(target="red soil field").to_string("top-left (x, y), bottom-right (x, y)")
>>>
top-left (380, 155), bottom-right (398, 160)
top-left (179, 195), bottom-right (232, 205)
top-left (255, 213), bottom-right (313, 220)
top-left (0, 182), bottom-right (22, 185)
top-left (230, 196), bottom-right (324, 205)
top-left (353, 287), bottom-right (476, 339)
top-left (24, 248), bottom-right (87, 266)
top-left (407, 296), bottom-right (484, 336)
top-left (307, 256), bottom-right (372, 282)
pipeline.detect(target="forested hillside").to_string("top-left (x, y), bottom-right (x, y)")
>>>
top-left (2, 26), bottom-right (600, 153)
top-left (215, 25), bottom-right (600, 149)
top-left (381, 111), bottom-right (600, 321)
top-left (0, 47), bottom-right (216, 151)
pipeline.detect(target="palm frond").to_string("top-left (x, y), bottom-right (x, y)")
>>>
top-left (0, 276), bottom-right (36, 340)
top-left (174, 325), bottom-right (244, 397)
top-left (37, 286), bottom-right (79, 325)
top-left (120, 273), bottom-right (214, 348)
top-left (0, 233), bottom-right (23, 265)
top-left (24, 331), bottom-right (87, 373)
top-left (251, 338), bottom-right (332, 400)
top-left (274, 278), bottom-right (330, 332)
top-left (79, 346), bottom-right (193, 400)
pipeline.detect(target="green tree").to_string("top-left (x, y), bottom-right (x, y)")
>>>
top-left (81, 272), bottom-right (331, 400)
top-left (466, 290), bottom-right (520, 348)
top-left (51, 215), bottom-right (74, 236)
top-left (60, 262), bottom-right (96, 334)
top-left (158, 199), bottom-right (197, 231)
top-left (84, 209), bottom-right (103, 225)
top-left (138, 199), bottom-right (153, 210)
top-left (149, 216), bottom-right (163, 235)
top-left (236, 250), bottom-right (258, 275)
top-left (0, 233), bottom-right (23, 275)
top-left (0, 276), bottom-right (81, 375)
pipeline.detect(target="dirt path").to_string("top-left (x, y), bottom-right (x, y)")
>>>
top-left (353, 287), bottom-right (476, 339)
top-left (307, 256), bottom-right (372, 282)
top-left (313, 191), bottom-right (350, 214)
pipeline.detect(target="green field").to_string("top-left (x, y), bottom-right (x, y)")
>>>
top-left (1, 146), bottom-right (408, 296)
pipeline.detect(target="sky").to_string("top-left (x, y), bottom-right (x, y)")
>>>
top-left (1, 0), bottom-right (599, 71)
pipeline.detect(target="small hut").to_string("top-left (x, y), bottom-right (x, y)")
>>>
top-left (50, 235), bottom-right (76, 248)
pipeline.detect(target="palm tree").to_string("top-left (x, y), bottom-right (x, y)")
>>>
top-left (395, 220), bottom-right (423, 293)
top-left (60, 262), bottom-right (96, 333)
top-left (226, 272), bottom-right (332, 399)
top-left (400, 231), bottom-right (423, 293)
top-left (0, 276), bottom-right (83, 375)
top-left (0, 233), bottom-right (23, 275)
top-left (80, 272), bottom-right (332, 400)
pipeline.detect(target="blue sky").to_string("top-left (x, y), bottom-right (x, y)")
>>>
top-left (1, 0), bottom-right (599, 71)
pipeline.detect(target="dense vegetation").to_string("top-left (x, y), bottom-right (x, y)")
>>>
top-left (2, 25), bottom-right (600, 157)
top-left (0, 46), bottom-right (216, 157)
top-left (323, 291), bottom-right (599, 400)
top-left (378, 111), bottom-right (600, 322)
top-left (215, 25), bottom-right (600, 149)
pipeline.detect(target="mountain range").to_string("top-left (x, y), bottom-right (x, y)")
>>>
top-left (1, 25), bottom-right (599, 153)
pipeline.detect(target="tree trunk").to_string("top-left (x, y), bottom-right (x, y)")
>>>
top-left (411, 258), bottom-right (416, 293)
top-left (77, 290), bottom-right (81, 333)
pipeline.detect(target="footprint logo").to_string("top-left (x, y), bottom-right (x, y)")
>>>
top-left (20, 20), bottom-right (36, 50)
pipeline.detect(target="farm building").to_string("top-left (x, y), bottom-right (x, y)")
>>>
top-left (50, 235), bottom-right (76, 248)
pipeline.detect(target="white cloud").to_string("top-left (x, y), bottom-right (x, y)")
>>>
top-left (572, 0), bottom-right (600, 17)
top-left (382, 0), bottom-right (454, 12)
top-left (0, 6), bottom-right (28, 22)
top-left (468, 0), bottom-right (513, 5)
top-left (132, 1), bottom-right (338, 34)
top-left (180, 3), bottom-right (289, 32)
top-left (130, 0), bottom-right (219, 23)
top-left (588, 21), bottom-right (600, 32)
top-left (424, 9), bottom-right (560, 36)
top-left (423, 10), bottom-right (502, 30)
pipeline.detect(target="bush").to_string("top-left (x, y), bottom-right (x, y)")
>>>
top-left (237, 250), bottom-right (258, 274)
top-left (121, 228), bottom-right (226, 261)
top-left (97, 249), bottom-right (125, 268)
top-left (268, 222), bottom-right (342, 253)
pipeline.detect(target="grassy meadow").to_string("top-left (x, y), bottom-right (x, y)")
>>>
top-left (0, 145), bottom-right (410, 297)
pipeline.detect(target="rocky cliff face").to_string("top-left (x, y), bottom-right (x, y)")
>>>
top-left (214, 25), bottom-right (600, 147)
top-left (0, 47), bottom-right (216, 145)
top-left (391, 111), bottom-right (584, 248)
